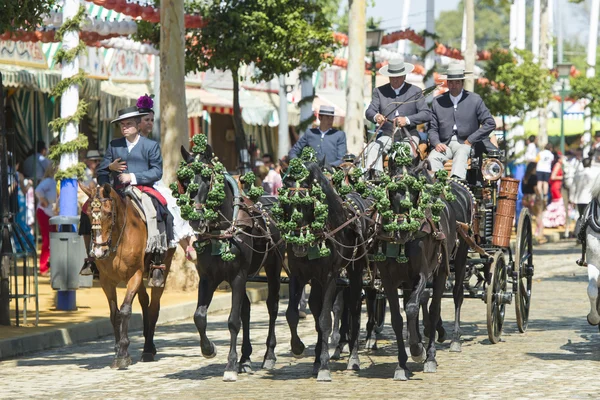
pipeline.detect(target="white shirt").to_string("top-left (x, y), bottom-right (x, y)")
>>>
top-left (449, 90), bottom-right (463, 131)
top-left (524, 142), bottom-right (538, 163)
top-left (536, 149), bottom-right (554, 173)
top-left (125, 134), bottom-right (140, 185)
top-left (319, 128), bottom-right (331, 138)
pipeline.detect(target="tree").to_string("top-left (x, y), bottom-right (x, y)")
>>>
top-left (186, 0), bottom-right (336, 166)
top-left (0, 0), bottom-right (56, 33)
top-left (475, 48), bottom-right (553, 126)
top-left (570, 74), bottom-right (600, 121)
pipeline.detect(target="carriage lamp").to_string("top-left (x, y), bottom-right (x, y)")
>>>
top-left (481, 158), bottom-right (504, 181)
top-left (367, 27), bottom-right (384, 132)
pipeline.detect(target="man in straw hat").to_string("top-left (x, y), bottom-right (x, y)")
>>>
top-left (80, 106), bottom-right (173, 287)
top-left (428, 63), bottom-right (496, 181)
top-left (289, 105), bottom-right (347, 166)
top-left (365, 58), bottom-right (431, 175)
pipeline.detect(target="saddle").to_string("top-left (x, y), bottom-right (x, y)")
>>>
top-left (577, 199), bottom-right (600, 267)
top-left (123, 186), bottom-right (169, 254)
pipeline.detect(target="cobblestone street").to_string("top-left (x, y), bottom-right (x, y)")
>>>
top-left (1, 240), bottom-right (600, 399)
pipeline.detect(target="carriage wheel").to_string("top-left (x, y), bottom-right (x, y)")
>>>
top-left (515, 208), bottom-right (534, 333)
top-left (374, 295), bottom-right (386, 334)
top-left (486, 251), bottom-right (508, 344)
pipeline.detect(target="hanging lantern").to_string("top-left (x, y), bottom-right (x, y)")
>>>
top-left (126, 20), bottom-right (138, 35)
top-left (52, 11), bottom-right (62, 26)
top-left (116, 20), bottom-right (128, 35)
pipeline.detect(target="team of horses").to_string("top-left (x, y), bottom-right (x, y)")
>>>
top-left (82, 139), bottom-right (489, 381)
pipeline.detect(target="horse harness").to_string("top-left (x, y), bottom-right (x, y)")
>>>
top-left (577, 198), bottom-right (600, 267)
top-left (90, 194), bottom-right (128, 254)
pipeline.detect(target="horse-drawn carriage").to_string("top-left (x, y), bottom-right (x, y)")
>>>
top-left (443, 148), bottom-right (535, 345)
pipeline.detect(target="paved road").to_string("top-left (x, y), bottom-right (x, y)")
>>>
top-left (2, 240), bottom-right (600, 399)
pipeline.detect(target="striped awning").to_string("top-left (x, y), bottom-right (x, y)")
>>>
top-left (0, 64), bottom-right (61, 93)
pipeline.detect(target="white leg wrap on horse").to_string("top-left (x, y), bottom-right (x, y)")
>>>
top-left (587, 264), bottom-right (600, 325)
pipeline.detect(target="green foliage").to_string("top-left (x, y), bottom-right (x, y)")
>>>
top-left (55, 5), bottom-right (86, 41)
top-left (54, 42), bottom-right (88, 65)
top-left (475, 48), bottom-right (553, 118)
top-left (48, 134), bottom-right (89, 161)
top-left (54, 162), bottom-right (86, 181)
top-left (570, 74), bottom-right (600, 120)
top-left (0, 0), bottom-right (56, 33)
top-left (185, 0), bottom-right (337, 80)
top-left (48, 100), bottom-right (89, 132)
top-left (50, 70), bottom-right (87, 98)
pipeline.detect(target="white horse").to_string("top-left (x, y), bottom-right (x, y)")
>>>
top-left (585, 174), bottom-right (600, 326)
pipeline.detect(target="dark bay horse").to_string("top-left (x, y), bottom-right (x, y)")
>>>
top-left (179, 145), bottom-right (283, 382)
top-left (370, 156), bottom-right (456, 380)
top-left (280, 160), bottom-right (372, 382)
top-left (81, 183), bottom-right (175, 369)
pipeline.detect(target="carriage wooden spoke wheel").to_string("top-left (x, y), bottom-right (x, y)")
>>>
top-left (486, 250), bottom-right (509, 344)
top-left (514, 209), bottom-right (534, 333)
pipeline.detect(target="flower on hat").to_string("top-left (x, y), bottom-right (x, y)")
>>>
top-left (136, 94), bottom-right (154, 110)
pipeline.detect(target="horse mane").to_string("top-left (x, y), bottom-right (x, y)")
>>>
top-left (591, 173), bottom-right (600, 200)
top-left (306, 162), bottom-right (347, 229)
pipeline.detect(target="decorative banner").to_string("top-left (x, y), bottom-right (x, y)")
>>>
top-left (0, 40), bottom-right (48, 68)
top-left (80, 47), bottom-right (109, 80)
top-left (108, 48), bottom-right (151, 82)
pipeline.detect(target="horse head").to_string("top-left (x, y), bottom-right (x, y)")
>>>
top-left (83, 182), bottom-right (120, 259)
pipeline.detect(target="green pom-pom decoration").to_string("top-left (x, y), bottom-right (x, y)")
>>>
top-left (332, 170), bottom-right (344, 185)
top-left (204, 209), bottom-right (218, 221)
top-left (400, 199), bottom-right (413, 210)
top-left (431, 215), bottom-right (441, 223)
top-left (311, 221), bottom-right (325, 230)
top-left (338, 184), bottom-right (352, 195)
top-left (247, 185), bottom-right (264, 201)
top-left (319, 241), bottom-right (331, 257)
top-left (396, 255), bottom-right (409, 264)
top-left (300, 147), bottom-right (317, 162)
top-left (169, 182), bottom-right (178, 192)
top-left (177, 166), bottom-right (194, 181)
top-left (374, 252), bottom-right (386, 262)
top-left (241, 172), bottom-right (256, 184)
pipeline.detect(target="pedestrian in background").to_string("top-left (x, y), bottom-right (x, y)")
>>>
top-left (543, 152), bottom-right (565, 229)
top-left (536, 143), bottom-right (554, 206)
top-left (572, 157), bottom-right (598, 237)
top-left (524, 135), bottom-right (538, 164)
top-left (35, 163), bottom-right (57, 276)
top-left (22, 141), bottom-right (51, 182)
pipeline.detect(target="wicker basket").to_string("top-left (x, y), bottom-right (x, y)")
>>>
top-left (492, 177), bottom-right (519, 247)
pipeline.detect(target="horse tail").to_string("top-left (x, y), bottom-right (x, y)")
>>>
top-left (591, 173), bottom-right (600, 201)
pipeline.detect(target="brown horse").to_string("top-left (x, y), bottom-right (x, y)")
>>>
top-left (81, 182), bottom-right (174, 369)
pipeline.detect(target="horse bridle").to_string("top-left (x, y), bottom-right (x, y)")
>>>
top-left (90, 194), bottom-right (127, 254)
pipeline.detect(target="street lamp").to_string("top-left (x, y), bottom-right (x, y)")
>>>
top-left (366, 28), bottom-right (384, 131)
top-left (557, 62), bottom-right (572, 155)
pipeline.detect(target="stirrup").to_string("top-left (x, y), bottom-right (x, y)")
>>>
top-left (80, 258), bottom-right (96, 276)
top-left (148, 263), bottom-right (166, 288)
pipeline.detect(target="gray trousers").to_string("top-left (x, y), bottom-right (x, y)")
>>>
top-left (364, 134), bottom-right (419, 172)
top-left (428, 136), bottom-right (471, 180)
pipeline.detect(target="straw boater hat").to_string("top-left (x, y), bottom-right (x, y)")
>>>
top-left (318, 105), bottom-right (336, 116)
top-left (111, 106), bottom-right (148, 124)
top-left (443, 63), bottom-right (472, 81)
top-left (378, 59), bottom-right (415, 77)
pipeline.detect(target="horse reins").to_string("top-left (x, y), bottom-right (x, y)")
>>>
top-left (90, 194), bottom-right (128, 254)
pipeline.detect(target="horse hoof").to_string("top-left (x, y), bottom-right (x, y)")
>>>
top-left (437, 330), bottom-right (447, 343)
top-left (110, 356), bottom-right (131, 370)
top-left (262, 359), bottom-right (276, 370)
top-left (312, 362), bottom-right (321, 376)
top-left (587, 313), bottom-right (600, 326)
top-left (202, 343), bottom-right (217, 359)
top-left (346, 356), bottom-right (360, 371)
top-left (223, 370), bottom-right (238, 382)
top-left (331, 347), bottom-right (341, 360)
top-left (239, 361), bottom-right (253, 374)
top-left (423, 360), bottom-right (437, 373)
top-left (410, 348), bottom-right (426, 363)
top-left (393, 367), bottom-right (410, 381)
top-left (291, 341), bottom-right (306, 358)
top-left (449, 341), bottom-right (462, 353)
top-left (366, 338), bottom-right (378, 351)
top-left (317, 369), bottom-right (332, 382)
top-left (330, 332), bottom-right (341, 348)
top-left (140, 352), bottom-right (155, 362)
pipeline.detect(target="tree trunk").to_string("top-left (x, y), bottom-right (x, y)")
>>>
top-left (344, 0), bottom-right (366, 158)
top-left (278, 75), bottom-right (290, 161)
top-left (537, 0), bottom-right (549, 149)
top-left (299, 70), bottom-right (314, 133)
top-left (160, 0), bottom-right (188, 183)
top-left (464, 0), bottom-right (475, 92)
top-left (0, 72), bottom-right (10, 326)
top-left (585, 0), bottom-right (600, 145)
top-left (231, 67), bottom-right (249, 173)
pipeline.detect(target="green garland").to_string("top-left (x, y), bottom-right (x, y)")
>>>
top-left (48, 134), bottom-right (88, 162)
top-left (49, 5), bottom-right (89, 182)
top-left (55, 5), bottom-right (86, 42)
top-left (54, 162), bottom-right (87, 181)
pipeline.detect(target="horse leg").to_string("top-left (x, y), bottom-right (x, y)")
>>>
top-left (450, 242), bottom-right (469, 352)
top-left (380, 269), bottom-right (410, 380)
top-left (309, 281), bottom-right (323, 376)
top-left (406, 273), bottom-right (427, 363)
top-left (238, 293), bottom-right (253, 373)
top-left (420, 289), bottom-right (431, 339)
top-left (223, 272), bottom-right (247, 382)
top-left (330, 287), bottom-right (344, 349)
top-left (262, 259), bottom-right (281, 369)
top-left (100, 278), bottom-right (120, 356)
top-left (424, 268), bottom-right (447, 373)
top-left (587, 263), bottom-right (600, 325)
top-left (316, 277), bottom-right (337, 382)
top-left (285, 275), bottom-right (306, 357)
top-left (194, 275), bottom-right (219, 359)
top-left (112, 269), bottom-right (143, 370)
top-left (346, 263), bottom-right (363, 371)
top-left (364, 286), bottom-right (377, 350)
top-left (137, 283), bottom-right (153, 361)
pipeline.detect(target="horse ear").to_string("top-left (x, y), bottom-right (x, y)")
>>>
top-left (318, 155), bottom-right (326, 168)
top-left (181, 145), bottom-right (193, 163)
top-left (102, 183), bottom-right (111, 199)
top-left (79, 181), bottom-right (94, 198)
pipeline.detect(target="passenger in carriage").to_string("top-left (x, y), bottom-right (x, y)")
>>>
top-left (80, 106), bottom-right (174, 287)
top-left (364, 58), bottom-right (431, 176)
top-left (427, 63), bottom-right (497, 181)
top-left (288, 105), bottom-right (347, 167)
